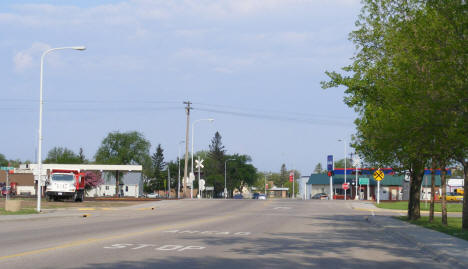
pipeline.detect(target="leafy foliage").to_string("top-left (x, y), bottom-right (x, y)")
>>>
top-left (84, 171), bottom-right (103, 190)
top-left (44, 147), bottom-right (84, 164)
top-left (322, 0), bottom-right (467, 222)
top-left (95, 131), bottom-right (151, 195)
top-left (95, 131), bottom-right (151, 165)
top-left (313, 163), bottom-right (324, 174)
top-left (0, 153), bottom-right (7, 167)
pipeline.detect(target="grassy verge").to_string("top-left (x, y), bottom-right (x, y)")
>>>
top-left (376, 201), bottom-right (462, 212)
top-left (0, 208), bottom-right (38, 215)
top-left (397, 216), bottom-right (468, 241)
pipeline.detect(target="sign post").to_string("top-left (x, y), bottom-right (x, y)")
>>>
top-left (1, 166), bottom-right (15, 200)
top-left (327, 155), bottom-right (333, 200)
top-left (289, 171), bottom-right (295, 199)
top-left (195, 157), bottom-right (204, 199)
top-left (353, 156), bottom-right (361, 200)
top-left (373, 169), bottom-right (384, 204)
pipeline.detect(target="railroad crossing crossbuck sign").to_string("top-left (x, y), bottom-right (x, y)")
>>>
top-left (373, 170), bottom-right (384, 181)
top-left (195, 159), bottom-right (204, 169)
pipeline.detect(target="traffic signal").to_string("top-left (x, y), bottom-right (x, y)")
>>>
top-left (327, 171), bottom-right (334, 177)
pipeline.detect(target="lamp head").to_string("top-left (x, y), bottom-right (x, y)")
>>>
top-left (73, 46), bottom-right (86, 51)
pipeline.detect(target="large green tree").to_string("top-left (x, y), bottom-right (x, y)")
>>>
top-left (205, 131), bottom-right (226, 196)
top-left (225, 154), bottom-right (257, 197)
top-left (148, 144), bottom-right (166, 192)
top-left (322, 0), bottom-right (467, 221)
top-left (95, 131), bottom-right (151, 195)
top-left (44, 147), bottom-right (85, 164)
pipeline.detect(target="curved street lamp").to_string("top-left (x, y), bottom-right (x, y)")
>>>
top-left (36, 46), bottom-right (86, 212)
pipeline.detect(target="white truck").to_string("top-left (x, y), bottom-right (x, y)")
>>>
top-left (45, 169), bottom-right (85, 202)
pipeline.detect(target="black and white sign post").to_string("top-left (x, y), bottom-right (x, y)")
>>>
top-left (195, 157), bottom-right (204, 199)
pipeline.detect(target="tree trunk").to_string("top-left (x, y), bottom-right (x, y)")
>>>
top-left (441, 164), bottom-right (447, 226)
top-left (408, 165), bottom-right (424, 220)
top-left (115, 171), bottom-right (119, 196)
top-left (429, 160), bottom-right (436, 222)
top-left (462, 161), bottom-right (468, 231)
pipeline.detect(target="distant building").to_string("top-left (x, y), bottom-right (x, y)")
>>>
top-left (307, 173), bottom-right (444, 201)
top-left (15, 163), bottom-right (142, 198)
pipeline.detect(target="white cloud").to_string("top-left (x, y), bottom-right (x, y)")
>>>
top-left (13, 42), bottom-right (51, 72)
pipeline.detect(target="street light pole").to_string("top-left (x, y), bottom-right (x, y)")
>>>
top-left (338, 138), bottom-right (347, 201)
top-left (224, 159), bottom-right (234, 199)
top-left (177, 140), bottom-right (184, 199)
top-left (36, 46), bottom-right (85, 213)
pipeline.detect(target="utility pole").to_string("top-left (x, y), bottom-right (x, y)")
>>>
top-left (167, 165), bottom-right (171, 199)
top-left (183, 101), bottom-right (192, 198)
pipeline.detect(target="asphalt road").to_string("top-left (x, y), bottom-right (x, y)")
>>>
top-left (0, 199), bottom-right (450, 268)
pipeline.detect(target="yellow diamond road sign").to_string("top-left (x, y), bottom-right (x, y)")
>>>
top-left (373, 170), bottom-right (384, 181)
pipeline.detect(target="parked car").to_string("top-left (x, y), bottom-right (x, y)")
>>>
top-left (444, 192), bottom-right (463, 201)
top-left (252, 193), bottom-right (260, 199)
top-left (312, 193), bottom-right (329, 200)
top-left (233, 194), bottom-right (244, 199)
top-left (258, 194), bottom-right (266, 200)
top-left (146, 193), bottom-right (159, 198)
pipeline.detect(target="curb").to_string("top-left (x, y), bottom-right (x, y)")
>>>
top-left (366, 215), bottom-right (467, 269)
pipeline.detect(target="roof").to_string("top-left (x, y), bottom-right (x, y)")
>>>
top-left (308, 173), bottom-right (442, 186)
top-left (20, 163), bottom-right (142, 172)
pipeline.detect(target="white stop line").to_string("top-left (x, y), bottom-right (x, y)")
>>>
top-left (104, 243), bottom-right (205, 251)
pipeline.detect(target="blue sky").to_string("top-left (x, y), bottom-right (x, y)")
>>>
top-left (0, 0), bottom-right (361, 175)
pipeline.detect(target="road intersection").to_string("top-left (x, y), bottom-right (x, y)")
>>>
top-left (0, 199), bottom-right (466, 268)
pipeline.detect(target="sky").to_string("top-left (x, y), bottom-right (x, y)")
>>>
top-left (0, 0), bottom-right (362, 176)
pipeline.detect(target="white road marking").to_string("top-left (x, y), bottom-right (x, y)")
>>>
top-left (163, 230), bottom-right (251, 236)
top-left (157, 245), bottom-right (184, 251)
top-left (273, 207), bottom-right (291, 210)
top-left (103, 243), bottom-right (205, 252)
top-left (131, 244), bottom-right (156, 250)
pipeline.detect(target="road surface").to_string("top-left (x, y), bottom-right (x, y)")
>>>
top-left (0, 199), bottom-right (452, 268)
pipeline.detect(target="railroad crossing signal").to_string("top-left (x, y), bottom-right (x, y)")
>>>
top-left (373, 170), bottom-right (384, 181)
top-left (195, 159), bottom-right (204, 169)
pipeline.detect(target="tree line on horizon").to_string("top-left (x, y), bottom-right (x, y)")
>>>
top-left (1, 130), bottom-right (299, 198)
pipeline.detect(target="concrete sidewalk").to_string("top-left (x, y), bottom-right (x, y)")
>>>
top-left (367, 214), bottom-right (468, 269)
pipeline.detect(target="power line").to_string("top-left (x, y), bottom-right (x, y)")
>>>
top-left (193, 107), bottom-right (354, 126)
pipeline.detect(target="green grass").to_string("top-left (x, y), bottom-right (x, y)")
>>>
top-left (0, 208), bottom-right (38, 215)
top-left (376, 201), bottom-right (462, 212)
top-left (397, 216), bottom-right (468, 241)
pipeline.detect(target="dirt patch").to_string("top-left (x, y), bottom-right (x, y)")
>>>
top-left (0, 197), bottom-right (155, 210)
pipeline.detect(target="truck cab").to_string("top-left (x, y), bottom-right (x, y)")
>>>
top-left (45, 170), bottom-right (85, 202)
